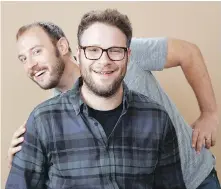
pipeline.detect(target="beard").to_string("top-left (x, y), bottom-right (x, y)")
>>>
top-left (32, 47), bottom-right (65, 90)
top-left (79, 63), bottom-right (126, 98)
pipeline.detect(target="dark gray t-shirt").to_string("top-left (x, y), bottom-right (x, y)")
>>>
top-left (54, 38), bottom-right (215, 189)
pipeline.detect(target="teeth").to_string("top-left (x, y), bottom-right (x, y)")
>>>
top-left (35, 70), bottom-right (46, 77)
top-left (93, 70), bottom-right (114, 75)
top-left (100, 71), bottom-right (113, 74)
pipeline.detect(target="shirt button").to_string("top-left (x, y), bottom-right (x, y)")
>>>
top-left (94, 122), bottom-right (98, 126)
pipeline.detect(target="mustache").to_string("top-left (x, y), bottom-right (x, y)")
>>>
top-left (92, 68), bottom-right (117, 73)
top-left (91, 65), bottom-right (118, 72)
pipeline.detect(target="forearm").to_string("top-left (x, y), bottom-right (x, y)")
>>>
top-left (180, 42), bottom-right (218, 115)
top-left (166, 38), bottom-right (218, 115)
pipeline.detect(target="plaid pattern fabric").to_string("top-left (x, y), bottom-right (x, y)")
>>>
top-left (6, 78), bottom-right (186, 189)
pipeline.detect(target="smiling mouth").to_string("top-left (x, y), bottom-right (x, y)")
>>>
top-left (93, 70), bottom-right (115, 75)
top-left (34, 70), bottom-right (46, 77)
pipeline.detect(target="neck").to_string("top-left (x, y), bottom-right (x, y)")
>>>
top-left (56, 56), bottom-right (81, 92)
top-left (81, 83), bottom-right (124, 111)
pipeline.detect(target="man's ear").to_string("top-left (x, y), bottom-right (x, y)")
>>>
top-left (127, 48), bottom-right (131, 64)
top-left (76, 46), bottom-right (81, 64)
top-left (57, 37), bottom-right (69, 56)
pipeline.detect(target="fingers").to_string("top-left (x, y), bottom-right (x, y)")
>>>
top-left (11, 136), bottom-right (24, 147)
top-left (191, 112), bottom-right (219, 152)
top-left (7, 146), bottom-right (22, 168)
top-left (10, 126), bottom-right (25, 150)
top-left (196, 133), bottom-right (205, 153)
top-left (10, 145), bottom-right (22, 155)
top-left (12, 125), bottom-right (26, 140)
top-left (205, 136), bottom-right (212, 149)
top-left (211, 131), bottom-right (217, 147)
top-left (198, 130), bottom-right (216, 149)
top-left (192, 129), bottom-right (199, 149)
top-left (7, 122), bottom-right (26, 169)
top-left (211, 138), bottom-right (216, 147)
top-left (192, 129), bottom-right (209, 153)
top-left (202, 139), bottom-right (206, 147)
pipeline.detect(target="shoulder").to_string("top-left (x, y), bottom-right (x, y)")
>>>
top-left (129, 37), bottom-right (168, 71)
top-left (130, 37), bottom-right (168, 49)
top-left (128, 90), bottom-right (167, 113)
top-left (32, 89), bottom-right (76, 118)
top-left (26, 90), bottom-right (76, 136)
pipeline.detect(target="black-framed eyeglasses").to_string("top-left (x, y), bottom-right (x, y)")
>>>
top-left (79, 45), bottom-right (128, 61)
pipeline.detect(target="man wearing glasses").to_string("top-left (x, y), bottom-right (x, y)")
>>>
top-left (6, 9), bottom-right (220, 189)
top-left (79, 46), bottom-right (128, 62)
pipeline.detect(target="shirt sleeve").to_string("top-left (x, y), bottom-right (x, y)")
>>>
top-left (153, 114), bottom-right (186, 189)
top-left (130, 37), bottom-right (168, 71)
top-left (6, 112), bottom-right (47, 189)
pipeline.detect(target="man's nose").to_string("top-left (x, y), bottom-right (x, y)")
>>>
top-left (98, 51), bottom-right (112, 65)
top-left (26, 57), bottom-right (38, 69)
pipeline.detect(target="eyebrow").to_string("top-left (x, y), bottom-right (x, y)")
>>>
top-left (81, 44), bottom-right (126, 48)
top-left (81, 44), bottom-right (101, 47)
top-left (18, 45), bottom-right (43, 59)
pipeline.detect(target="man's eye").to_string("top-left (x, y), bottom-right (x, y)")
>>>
top-left (110, 48), bottom-right (123, 53)
top-left (19, 57), bottom-right (26, 63)
top-left (33, 49), bottom-right (41, 55)
top-left (88, 48), bottom-right (99, 52)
